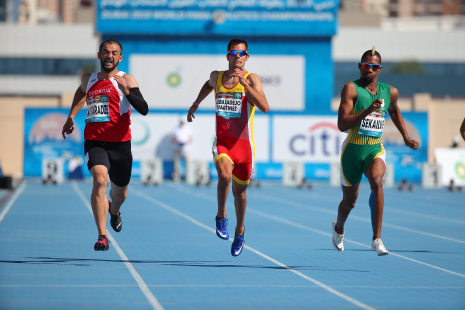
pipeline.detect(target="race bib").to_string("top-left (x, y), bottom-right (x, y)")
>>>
top-left (358, 110), bottom-right (385, 137)
top-left (215, 92), bottom-right (242, 118)
top-left (85, 95), bottom-right (110, 123)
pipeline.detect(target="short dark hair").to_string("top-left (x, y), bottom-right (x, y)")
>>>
top-left (99, 39), bottom-right (123, 54)
top-left (227, 39), bottom-right (248, 51)
top-left (361, 49), bottom-right (381, 64)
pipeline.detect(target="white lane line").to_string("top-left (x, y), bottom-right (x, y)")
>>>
top-left (0, 182), bottom-right (27, 223)
top-left (133, 189), bottom-right (376, 310)
top-left (385, 208), bottom-right (465, 225)
top-left (249, 209), bottom-right (465, 279)
top-left (168, 184), bottom-right (465, 279)
top-left (271, 186), bottom-right (465, 225)
top-left (1, 284), bottom-right (464, 289)
top-left (72, 182), bottom-right (164, 310)
top-left (251, 192), bottom-right (465, 244)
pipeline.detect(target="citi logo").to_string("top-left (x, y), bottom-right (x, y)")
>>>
top-left (89, 88), bottom-right (111, 96)
top-left (289, 122), bottom-right (341, 156)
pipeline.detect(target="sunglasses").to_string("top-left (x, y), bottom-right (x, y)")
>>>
top-left (360, 62), bottom-right (382, 70)
top-left (228, 50), bottom-right (248, 56)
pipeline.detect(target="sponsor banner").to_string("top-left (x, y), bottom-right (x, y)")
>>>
top-left (130, 54), bottom-right (304, 111)
top-left (24, 108), bottom-right (90, 177)
top-left (272, 116), bottom-right (346, 163)
top-left (255, 163), bottom-right (330, 181)
top-left (97, 0), bottom-right (338, 36)
top-left (383, 112), bottom-right (427, 182)
top-left (131, 113), bottom-right (270, 162)
top-left (24, 109), bottom-right (269, 178)
top-left (272, 113), bottom-right (428, 181)
top-left (434, 148), bottom-right (465, 186)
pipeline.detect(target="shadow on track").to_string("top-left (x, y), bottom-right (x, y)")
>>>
top-left (0, 257), bottom-right (371, 272)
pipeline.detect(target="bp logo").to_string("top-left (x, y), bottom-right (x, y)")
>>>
top-left (455, 162), bottom-right (465, 180)
top-left (167, 72), bottom-right (181, 88)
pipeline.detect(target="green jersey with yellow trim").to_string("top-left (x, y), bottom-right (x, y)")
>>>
top-left (348, 80), bottom-right (391, 145)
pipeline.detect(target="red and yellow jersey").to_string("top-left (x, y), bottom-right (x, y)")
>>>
top-left (84, 71), bottom-right (131, 142)
top-left (214, 71), bottom-right (255, 141)
top-left (213, 70), bottom-right (256, 184)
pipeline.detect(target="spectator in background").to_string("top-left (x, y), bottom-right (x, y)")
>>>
top-left (460, 118), bottom-right (465, 142)
top-left (451, 135), bottom-right (460, 148)
top-left (171, 117), bottom-right (193, 182)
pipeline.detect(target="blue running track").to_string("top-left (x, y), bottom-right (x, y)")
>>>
top-left (0, 180), bottom-right (464, 310)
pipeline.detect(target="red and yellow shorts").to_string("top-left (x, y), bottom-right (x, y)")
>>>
top-left (212, 136), bottom-right (254, 185)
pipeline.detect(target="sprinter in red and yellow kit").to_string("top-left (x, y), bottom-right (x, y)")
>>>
top-left (187, 39), bottom-right (269, 257)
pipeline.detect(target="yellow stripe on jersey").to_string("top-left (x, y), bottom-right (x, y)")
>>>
top-left (232, 174), bottom-right (251, 185)
top-left (250, 103), bottom-right (256, 160)
top-left (374, 144), bottom-right (385, 159)
top-left (348, 122), bottom-right (382, 145)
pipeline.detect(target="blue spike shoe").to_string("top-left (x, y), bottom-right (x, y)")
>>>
top-left (231, 232), bottom-right (245, 257)
top-left (215, 217), bottom-right (229, 240)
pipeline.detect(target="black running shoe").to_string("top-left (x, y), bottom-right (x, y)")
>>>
top-left (109, 201), bottom-right (122, 232)
top-left (94, 235), bottom-right (110, 251)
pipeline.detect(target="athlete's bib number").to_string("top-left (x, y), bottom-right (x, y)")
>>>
top-left (358, 110), bottom-right (385, 137)
top-left (85, 95), bottom-right (110, 123)
top-left (216, 92), bottom-right (242, 118)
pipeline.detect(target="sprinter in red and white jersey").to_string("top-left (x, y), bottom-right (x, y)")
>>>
top-left (187, 38), bottom-right (269, 256)
top-left (62, 39), bottom-right (148, 251)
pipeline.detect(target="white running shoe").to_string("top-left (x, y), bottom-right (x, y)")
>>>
top-left (371, 239), bottom-right (389, 256)
top-left (332, 220), bottom-right (344, 252)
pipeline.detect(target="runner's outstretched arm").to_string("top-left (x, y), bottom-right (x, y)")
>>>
top-left (62, 74), bottom-right (90, 139)
top-left (337, 82), bottom-right (382, 132)
top-left (387, 86), bottom-right (419, 150)
top-left (187, 71), bottom-right (217, 122)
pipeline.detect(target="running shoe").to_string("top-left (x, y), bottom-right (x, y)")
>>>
top-left (371, 239), bottom-right (389, 256)
top-left (332, 220), bottom-right (344, 252)
top-left (231, 232), bottom-right (245, 257)
top-left (109, 201), bottom-right (122, 233)
top-left (215, 216), bottom-right (229, 240)
top-left (94, 235), bottom-right (109, 251)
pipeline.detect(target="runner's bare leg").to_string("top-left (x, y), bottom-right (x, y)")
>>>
top-left (335, 182), bottom-right (360, 235)
top-left (109, 181), bottom-right (128, 216)
top-left (232, 180), bottom-right (247, 235)
top-left (364, 158), bottom-right (386, 240)
top-left (215, 156), bottom-right (233, 219)
top-left (90, 165), bottom-right (110, 237)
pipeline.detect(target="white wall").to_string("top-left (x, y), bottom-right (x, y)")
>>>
top-left (333, 27), bottom-right (465, 63)
top-left (0, 24), bottom-right (99, 58)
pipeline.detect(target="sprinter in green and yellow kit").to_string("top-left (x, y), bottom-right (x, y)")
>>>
top-left (331, 47), bottom-right (419, 256)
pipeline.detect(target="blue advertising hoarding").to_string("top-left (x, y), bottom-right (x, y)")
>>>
top-left (24, 108), bottom-right (90, 178)
top-left (97, 0), bottom-right (339, 36)
top-left (383, 112), bottom-right (428, 183)
top-left (24, 109), bottom-right (427, 183)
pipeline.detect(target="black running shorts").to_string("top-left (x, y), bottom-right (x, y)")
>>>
top-left (84, 140), bottom-right (132, 187)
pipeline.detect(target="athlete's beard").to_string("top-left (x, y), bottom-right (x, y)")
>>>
top-left (100, 58), bottom-right (118, 73)
top-left (361, 74), bottom-right (374, 84)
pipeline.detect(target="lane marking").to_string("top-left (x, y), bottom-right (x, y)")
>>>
top-left (0, 284), bottom-right (464, 289)
top-left (134, 189), bottom-right (376, 310)
top-left (270, 186), bottom-right (465, 225)
top-left (383, 208), bottom-right (465, 225)
top-left (249, 209), bottom-right (465, 279)
top-left (251, 192), bottom-right (465, 244)
top-left (169, 184), bottom-right (465, 279)
top-left (72, 182), bottom-right (164, 310)
top-left (0, 182), bottom-right (27, 224)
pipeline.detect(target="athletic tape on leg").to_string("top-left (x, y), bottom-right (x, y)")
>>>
top-left (369, 190), bottom-right (375, 234)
